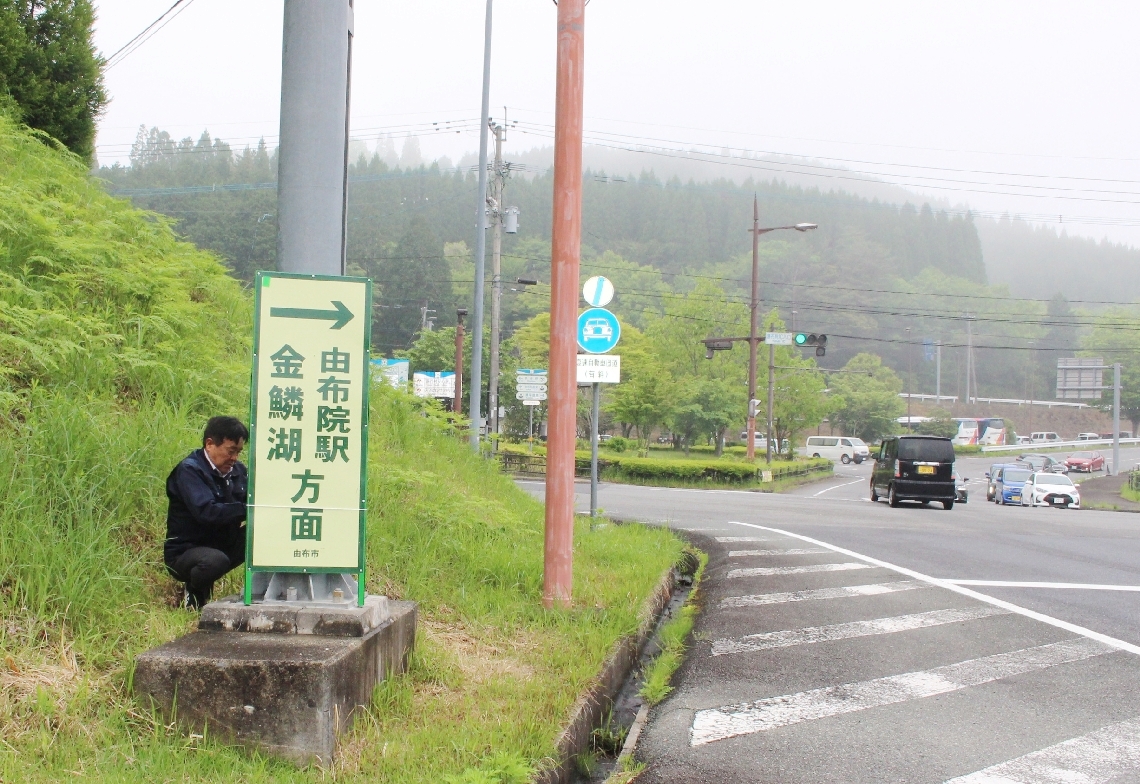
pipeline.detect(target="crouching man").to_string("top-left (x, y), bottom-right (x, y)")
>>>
top-left (165, 416), bottom-right (249, 610)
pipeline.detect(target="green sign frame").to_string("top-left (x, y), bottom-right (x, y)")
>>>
top-left (244, 271), bottom-right (372, 606)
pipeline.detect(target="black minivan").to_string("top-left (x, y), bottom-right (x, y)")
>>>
top-left (871, 435), bottom-right (957, 509)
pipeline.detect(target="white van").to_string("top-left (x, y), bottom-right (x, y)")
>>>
top-left (805, 436), bottom-right (871, 464)
top-left (1030, 432), bottom-right (1062, 444)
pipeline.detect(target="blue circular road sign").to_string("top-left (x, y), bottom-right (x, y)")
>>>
top-left (577, 308), bottom-right (621, 354)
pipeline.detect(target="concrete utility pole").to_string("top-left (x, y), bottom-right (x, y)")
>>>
top-left (276, 0), bottom-right (353, 274)
top-left (1113, 362), bottom-right (1121, 476)
top-left (454, 309), bottom-right (467, 414)
top-left (936, 340), bottom-right (942, 402)
top-left (965, 316), bottom-right (974, 404)
top-left (545, 0), bottom-right (586, 609)
top-left (488, 119), bottom-right (506, 446)
top-left (469, 0), bottom-right (494, 451)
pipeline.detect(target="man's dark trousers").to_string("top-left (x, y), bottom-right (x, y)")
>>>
top-left (165, 449), bottom-right (248, 608)
top-left (167, 534), bottom-right (244, 608)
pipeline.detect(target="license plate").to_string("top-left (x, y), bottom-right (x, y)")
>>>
top-left (1012, 495), bottom-right (1021, 502)
top-left (917, 465), bottom-right (935, 475)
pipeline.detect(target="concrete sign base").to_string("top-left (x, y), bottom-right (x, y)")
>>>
top-left (134, 599), bottom-right (417, 766)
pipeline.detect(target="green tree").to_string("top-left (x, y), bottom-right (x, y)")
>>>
top-left (371, 217), bottom-right (449, 353)
top-left (0, 0), bottom-right (106, 161)
top-left (913, 407), bottom-right (959, 438)
top-left (828, 353), bottom-right (905, 442)
top-left (1082, 308), bottom-right (1140, 435)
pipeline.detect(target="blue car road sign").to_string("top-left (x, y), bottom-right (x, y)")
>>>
top-left (577, 308), bottom-right (621, 354)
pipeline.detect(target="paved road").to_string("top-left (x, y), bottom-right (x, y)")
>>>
top-left (519, 446), bottom-right (1140, 783)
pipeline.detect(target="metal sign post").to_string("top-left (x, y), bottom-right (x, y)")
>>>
top-left (245, 271), bottom-right (371, 606)
top-left (577, 281), bottom-right (622, 517)
top-left (577, 356), bottom-right (620, 517)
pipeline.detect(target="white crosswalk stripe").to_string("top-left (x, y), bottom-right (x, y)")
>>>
top-left (944, 716), bottom-right (1140, 783)
top-left (715, 536), bottom-right (770, 543)
top-left (690, 638), bottom-right (1112, 746)
top-left (719, 581), bottom-right (926, 608)
top-left (728, 548), bottom-right (830, 557)
top-left (711, 606), bottom-right (1009, 656)
top-left (727, 562), bottom-right (874, 578)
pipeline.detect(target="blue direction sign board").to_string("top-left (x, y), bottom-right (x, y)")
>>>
top-left (577, 308), bottom-right (621, 354)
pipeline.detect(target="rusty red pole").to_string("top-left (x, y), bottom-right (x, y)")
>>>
top-left (544, 0), bottom-right (585, 609)
top-left (454, 308), bottom-right (467, 414)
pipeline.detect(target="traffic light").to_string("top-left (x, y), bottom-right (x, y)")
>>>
top-left (794, 333), bottom-right (827, 356)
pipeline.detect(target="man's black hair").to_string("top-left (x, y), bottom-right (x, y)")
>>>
top-left (202, 416), bottom-right (249, 447)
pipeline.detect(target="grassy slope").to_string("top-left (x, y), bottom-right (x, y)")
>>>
top-left (0, 113), bottom-right (683, 782)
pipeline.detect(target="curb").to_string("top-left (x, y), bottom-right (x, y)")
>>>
top-left (532, 565), bottom-right (677, 784)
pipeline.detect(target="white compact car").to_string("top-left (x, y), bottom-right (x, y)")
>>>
top-left (1020, 472), bottom-right (1081, 509)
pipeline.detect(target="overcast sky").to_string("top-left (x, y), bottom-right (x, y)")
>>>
top-left (93, 1), bottom-right (1140, 246)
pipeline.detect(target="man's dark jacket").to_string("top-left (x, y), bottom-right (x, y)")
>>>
top-left (164, 449), bottom-right (248, 563)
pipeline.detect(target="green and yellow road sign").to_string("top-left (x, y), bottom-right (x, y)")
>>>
top-left (245, 271), bottom-right (372, 600)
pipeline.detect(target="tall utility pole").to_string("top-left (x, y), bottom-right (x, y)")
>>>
top-left (935, 340), bottom-right (942, 402)
top-left (454, 309), bottom-right (467, 414)
top-left (488, 119), bottom-right (506, 446)
top-left (905, 326), bottom-right (913, 430)
top-left (276, 0), bottom-right (353, 275)
top-left (545, 0), bottom-right (586, 609)
top-left (746, 197), bottom-right (761, 462)
top-left (965, 316), bottom-right (974, 404)
top-left (1113, 363), bottom-right (1121, 476)
top-left (469, 0), bottom-right (494, 451)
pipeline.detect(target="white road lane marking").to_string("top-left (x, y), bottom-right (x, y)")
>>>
top-left (727, 522), bottom-right (1140, 657)
top-left (727, 548), bottom-right (830, 557)
top-left (944, 717), bottom-right (1140, 783)
top-left (813, 478), bottom-right (867, 497)
top-left (727, 563), bottom-right (874, 579)
top-left (715, 536), bottom-right (771, 543)
top-left (711, 606), bottom-right (1009, 656)
top-left (944, 580), bottom-right (1140, 592)
top-left (690, 637), bottom-right (1112, 746)
top-left (720, 581), bottom-right (926, 608)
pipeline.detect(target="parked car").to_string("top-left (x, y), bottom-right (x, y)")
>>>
top-left (805, 435), bottom-right (872, 464)
top-left (1076, 433), bottom-right (1102, 441)
top-left (1016, 435), bottom-right (1033, 445)
top-left (1064, 451), bottom-right (1105, 473)
top-left (985, 463), bottom-right (1021, 502)
top-left (1030, 432), bottom-right (1063, 444)
top-left (738, 432), bottom-right (788, 452)
top-left (1021, 473), bottom-right (1081, 508)
top-left (1017, 453), bottom-right (1068, 474)
top-left (871, 435), bottom-right (957, 509)
top-left (994, 466), bottom-right (1032, 505)
top-left (953, 471), bottom-right (969, 504)
top-left (1099, 431), bottom-right (1134, 439)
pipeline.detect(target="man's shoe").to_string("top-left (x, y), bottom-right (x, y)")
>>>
top-left (181, 584), bottom-right (202, 611)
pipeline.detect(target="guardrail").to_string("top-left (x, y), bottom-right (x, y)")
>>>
top-left (979, 438), bottom-right (1140, 454)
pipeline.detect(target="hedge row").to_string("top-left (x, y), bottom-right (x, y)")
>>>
top-left (574, 453), bottom-right (831, 484)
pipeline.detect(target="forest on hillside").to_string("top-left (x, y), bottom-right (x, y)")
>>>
top-left (96, 128), bottom-right (1140, 402)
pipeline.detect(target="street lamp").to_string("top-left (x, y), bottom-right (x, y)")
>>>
top-left (745, 202), bottom-right (817, 462)
top-left (700, 203), bottom-right (817, 462)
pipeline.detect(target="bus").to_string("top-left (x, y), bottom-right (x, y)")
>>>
top-left (953, 417), bottom-right (1006, 446)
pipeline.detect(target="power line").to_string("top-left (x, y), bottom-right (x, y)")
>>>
top-left (105, 0), bottom-right (199, 70)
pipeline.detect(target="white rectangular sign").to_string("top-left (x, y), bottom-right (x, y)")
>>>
top-left (577, 354), bottom-right (621, 383)
top-left (517, 390), bottom-right (548, 401)
top-left (523, 400), bottom-right (541, 406)
top-left (516, 383), bottom-right (548, 393)
top-left (517, 376), bottom-right (548, 385)
top-left (413, 371), bottom-right (456, 399)
top-left (371, 357), bottom-right (409, 389)
top-left (766, 332), bottom-right (794, 345)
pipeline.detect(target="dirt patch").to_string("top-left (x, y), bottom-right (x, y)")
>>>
top-left (421, 620), bottom-right (537, 684)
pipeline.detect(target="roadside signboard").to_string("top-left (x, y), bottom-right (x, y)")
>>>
top-left (516, 383), bottom-right (548, 393)
top-left (517, 391), bottom-right (548, 401)
top-left (371, 357), bottom-right (409, 389)
top-left (577, 354), bottom-right (621, 384)
top-left (517, 368), bottom-right (547, 382)
top-left (765, 331), bottom-right (794, 346)
top-left (247, 271), bottom-right (371, 594)
top-left (582, 276), bottom-right (615, 307)
top-left (577, 308), bottom-right (621, 354)
top-left (413, 371), bottom-right (456, 398)
top-left (1057, 358), bottom-right (1104, 400)
top-left (522, 400), bottom-right (541, 406)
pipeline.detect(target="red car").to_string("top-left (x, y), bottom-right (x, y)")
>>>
top-left (1064, 451), bottom-right (1105, 472)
